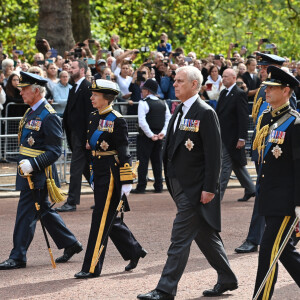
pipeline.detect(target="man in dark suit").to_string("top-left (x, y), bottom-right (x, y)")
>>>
top-left (137, 66), bottom-right (237, 300)
top-left (0, 72), bottom-right (82, 270)
top-left (56, 60), bottom-right (93, 212)
top-left (216, 68), bottom-right (255, 202)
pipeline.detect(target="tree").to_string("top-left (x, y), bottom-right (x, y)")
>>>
top-left (36, 0), bottom-right (75, 55)
top-left (71, 0), bottom-right (91, 43)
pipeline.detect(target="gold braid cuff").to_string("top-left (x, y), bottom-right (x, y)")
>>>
top-left (120, 163), bottom-right (133, 181)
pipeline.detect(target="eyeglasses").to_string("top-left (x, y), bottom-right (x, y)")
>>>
top-left (31, 71), bottom-right (40, 74)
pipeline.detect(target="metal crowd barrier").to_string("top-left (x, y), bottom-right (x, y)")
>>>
top-left (0, 101), bottom-right (256, 191)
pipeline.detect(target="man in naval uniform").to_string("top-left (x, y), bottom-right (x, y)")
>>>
top-left (0, 72), bottom-right (82, 270)
top-left (252, 66), bottom-right (300, 300)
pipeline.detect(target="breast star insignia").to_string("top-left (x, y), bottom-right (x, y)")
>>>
top-left (27, 136), bottom-right (35, 147)
top-left (271, 145), bottom-right (282, 159)
top-left (100, 140), bottom-right (109, 151)
top-left (185, 138), bottom-right (194, 151)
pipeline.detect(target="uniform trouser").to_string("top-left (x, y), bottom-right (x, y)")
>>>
top-left (81, 169), bottom-right (144, 275)
top-left (219, 144), bottom-right (255, 201)
top-left (67, 132), bottom-right (91, 205)
top-left (253, 216), bottom-right (300, 300)
top-left (10, 188), bottom-right (77, 262)
top-left (156, 177), bottom-right (237, 296)
top-left (246, 162), bottom-right (265, 245)
top-left (136, 134), bottom-right (163, 192)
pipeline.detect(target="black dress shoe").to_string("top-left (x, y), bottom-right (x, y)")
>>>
top-left (131, 189), bottom-right (146, 194)
top-left (137, 289), bottom-right (174, 300)
top-left (237, 192), bottom-right (255, 202)
top-left (235, 240), bottom-right (258, 253)
top-left (125, 248), bottom-right (147, 271)
top-left (74, 271), bottom-right (100, 279)
top-left (0, 258), bottom-right (26, 270)
top-left (203, 282), bottom-right (238, 296)
top-left (55, 202), bottom-right (76, 212)
top-left (55, 241), bottom-right (83, 263)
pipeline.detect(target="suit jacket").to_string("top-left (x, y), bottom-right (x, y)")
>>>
top-left (63, 79), bottom-right (93, 150)
top-left (242, 72), bottom-right (260, 102)
top-left (216, 85), bottom-right (249, 166)
top-left (163, 97), bottom-right (222, 232)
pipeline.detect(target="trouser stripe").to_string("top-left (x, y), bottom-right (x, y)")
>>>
top-left (89, 170), bottom-right (114, 273)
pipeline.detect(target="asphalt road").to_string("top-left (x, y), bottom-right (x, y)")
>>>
top-left (0, 188), bottom-right (299, 299)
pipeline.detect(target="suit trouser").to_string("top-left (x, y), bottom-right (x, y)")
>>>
top-left (219, 144), bottom-right (255, 201)
top-left (253, 216), bottom-right (300, 300)
top-left (156, 177), bottom-right (237, 296)
top-left (67, 132), bottom-right (90, 205)
top-left (10, 188), bottom-right (77, 262)
top-left (136, 134), bottom-right (163, 192)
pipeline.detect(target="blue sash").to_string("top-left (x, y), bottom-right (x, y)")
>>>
top-left (263, 115), bottom-right (295, 159)
top-left (256, 101), bottom-right (269, 125)
top-left (20, 107), bottom-right (50, 144)
top-left (89, 112), bottom-right (117, 184)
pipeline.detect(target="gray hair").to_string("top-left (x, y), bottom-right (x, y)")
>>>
top-left (113, 49), bottom-right (124, 58)
top-left (31, 84), bottom-right (46, 97)
top-left (2, 58), bottom-right (14, 73)
top-left (176, 66), bottom-right (203, 90)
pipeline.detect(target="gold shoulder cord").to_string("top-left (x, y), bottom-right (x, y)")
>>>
top-left (18, 108), bottom-right (31, 145)
top-left (252, 87), bottom-right (262, 124)
top-left (252, 114), bottom-right (269, 163)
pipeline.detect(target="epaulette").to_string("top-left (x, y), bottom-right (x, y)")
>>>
top-left (45, 103), bottom-right (56, 114)
top-left (112, 110), bottom-right (123, 118)
top-left (289, 109), bottom-right (300, 124)
top-left (262, 107), bottom-right (271, 115)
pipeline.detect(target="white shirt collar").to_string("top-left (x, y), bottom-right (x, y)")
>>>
top-left (226, 83), bottom-right (236, 94)
top-left (74, 76), bottom-right (85, 92)
top-left (182, 94), bottom-right (199, 111)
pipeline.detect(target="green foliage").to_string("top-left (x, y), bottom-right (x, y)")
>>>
top-left (90, 0), bottom-right (300, 60)
top-left (0, 0), bottom-right (38, 60)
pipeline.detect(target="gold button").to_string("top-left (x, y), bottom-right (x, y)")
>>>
top-left (98, 156), bottom-right (101, 159)
top-left (89, 121), bottom-right (92, 124)
top-left (263, 160), bottom-right (266, 164)
top-left (115, 163), bottom-right (117, 166)
top-left (97, 141), bottom-right (99, 144)
top-left (87, 130), bottom-right (89, 133)
top-left (262, 174), bottom-right (264, 177)
top-left (271, 119), bottom-right (273, 122)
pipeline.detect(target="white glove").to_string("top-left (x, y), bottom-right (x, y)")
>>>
top-left (295, 206), bottom-right (300, 219)
top-left (121, 184), bottom-right (132, 197)
top-left (19, 159), bottom-right (33, 175)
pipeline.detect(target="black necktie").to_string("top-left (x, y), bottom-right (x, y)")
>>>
top-left (174, 104), bottom-right (183, 133)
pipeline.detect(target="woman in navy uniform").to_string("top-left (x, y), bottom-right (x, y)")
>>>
top-left (74, 79), bottom-right (147, 279)
top-left (252, 66), bottom-right (300, 299)
top-left (0, 72), bottom-right (82, 270)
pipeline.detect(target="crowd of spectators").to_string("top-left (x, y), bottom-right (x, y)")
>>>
top-left (0, 35), bottom-right (299, 119)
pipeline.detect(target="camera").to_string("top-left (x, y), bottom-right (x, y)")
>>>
top-left (106, 75), bottom-right (111, 80)
top-left (184, 57), bottom-right (193, 62)
top-left (88, 39), bottom-right (95, 43)
top-left (173, 52), bottom-right (180, 57)
top-left (236, 81), bottom-right (243, 87)
top-left (262, 38), bottom-right (269, 43)
top-left (233, 43), bottom-right (239, 48)
top-left (68, 52), bottom-right (75, 56)
top-left (100, 49), bottom-right (108, 53)
top-left (141, 46), bottom-right (150, 52)
top-left (230, 57), bottom-right (237, 61)
top-left (161, 40), bottom-right (165, 44)
top-left (78, 42), bottom-right (86, 47)
top-left (15, 50), bottom-right (24, 55)
top-left (74, 48), bottom-right (82, 58)
top-left (13, 46), bottom-right (17, 50)
top-left (137, 71), bottom-right (146, 82)
top-left (37, 60), bottom-right (45, 65)
top-left (265, 44), bottom-right (275, 49)
top-left (134, 50), bottom-right (140, 54)
top-left (171, 70), bottom-right (176, 76)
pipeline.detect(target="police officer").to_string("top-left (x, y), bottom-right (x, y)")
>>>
top-left (74, 79), bottom-right (147, 279)
top-left (252, 66), bottom-right (300, 299)
top-left (131, 79), bottom-right (171, 194)
top-left (235, 53), bottom-right (298, 254)
top-left (0, 72), bottom-right (82, 270)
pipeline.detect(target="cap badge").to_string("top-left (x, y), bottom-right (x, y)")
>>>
top-left (185, 138), bottom-right (194, 151)
top-left (92, 81), bottom-right (97, 89)
top-left (271, 145), bottom-right (282, 159)
top-left (100, 140), bottom-right (109, 151)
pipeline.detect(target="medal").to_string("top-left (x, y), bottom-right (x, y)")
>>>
top-left (27, 136), bottom-right (35, 147)
top-left (100, 140), bottom-right (109, 151)
top-left (185, 138), bottom-right (194, 151)
top-left (271, 145), bottom-right (282, 159)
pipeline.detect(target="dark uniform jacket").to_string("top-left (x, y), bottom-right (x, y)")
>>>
top-left (163, 97), bottom-right (222, 231)
top-left (216, 85), bottom-right (249, 166)
top-left (87, 107), bottom-right (133, 209)
top-left (63, 79), bottom-right (93, 150)
top-left (256, 105), bottom-right (300, 216)
top-left (16, 100), bottom-right (61, 190)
